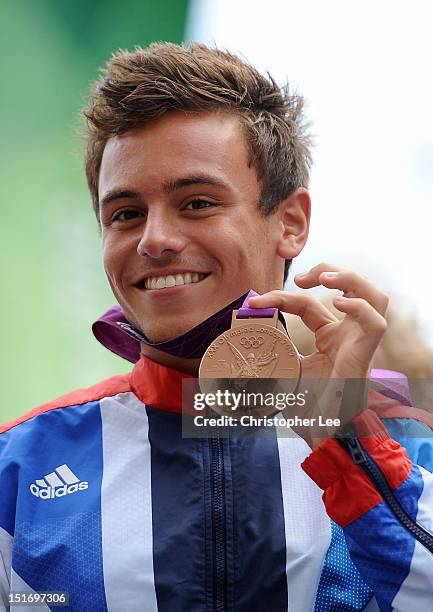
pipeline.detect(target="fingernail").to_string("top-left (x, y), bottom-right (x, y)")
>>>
top-left (296, 272), bottom-right (308, 278)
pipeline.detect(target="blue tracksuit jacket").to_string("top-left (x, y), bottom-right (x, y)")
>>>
top-left (1, 355), bottom-right (433, 611)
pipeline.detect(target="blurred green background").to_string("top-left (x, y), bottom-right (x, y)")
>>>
top-left (0, 0), bottom-right (189, 420)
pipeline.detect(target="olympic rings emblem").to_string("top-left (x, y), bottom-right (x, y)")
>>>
top-left (240, 336), bottom-right (264, 349)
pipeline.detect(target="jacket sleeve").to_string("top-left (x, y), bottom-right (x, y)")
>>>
top-left (0, 528), bottom-right (11, 612)
top-left (0, 431), bottom-right (17, 612)
top-left (301, 409), bottom-right (433, 612)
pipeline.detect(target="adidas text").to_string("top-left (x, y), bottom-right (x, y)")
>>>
top-left (30, 481), bottom-right (89, 499)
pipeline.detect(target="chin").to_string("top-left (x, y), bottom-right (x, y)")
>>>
top-left (118, 304), bottom-right (191, 342)
top-left (140, 322), bottom-right (194, 344)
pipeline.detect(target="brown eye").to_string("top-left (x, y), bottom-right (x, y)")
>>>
top-left (112, 210), bottom-right (142, 222)
top-left (184, 200), bottom-right (214, 210)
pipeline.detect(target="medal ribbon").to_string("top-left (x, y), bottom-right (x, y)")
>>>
top-left (236, 289), bottom-right (276, 319)
top-left (92, 290), bottom-right (279, 363)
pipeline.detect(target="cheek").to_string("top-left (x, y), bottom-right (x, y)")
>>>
top-left (245, 223), bottom-right (278, 276)
top-left (102, 237), bottom-right (116, 276)
top-left (211, 221), bottom-right (269, 270)
top-left (244, 221), bottom-right (274, 255)
top-left (102, 235), bottom-right (130, 282)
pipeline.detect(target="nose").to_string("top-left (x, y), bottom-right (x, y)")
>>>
top-left (137, 208), bottom-right (186, 259)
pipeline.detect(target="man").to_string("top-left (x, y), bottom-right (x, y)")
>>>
top-left (1, 42), bottom-right (433, 612)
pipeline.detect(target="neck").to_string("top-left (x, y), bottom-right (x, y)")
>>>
top-left (140, 343), bottom-right (201, 376)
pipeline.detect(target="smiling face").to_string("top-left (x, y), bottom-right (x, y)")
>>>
top-left (99, 110), bottom-right (298, 342)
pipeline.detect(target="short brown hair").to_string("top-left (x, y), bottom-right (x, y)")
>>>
top-left (83, 42), bottom-right (313, 280)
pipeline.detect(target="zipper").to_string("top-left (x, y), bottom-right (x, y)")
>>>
top-left (210, 435), bottom-right (227, 612)
top-left (336, 434), bottom-right (433, 554)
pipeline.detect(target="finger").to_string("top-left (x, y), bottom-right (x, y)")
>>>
top-left (295, 263), bottom-right (389, 316)
top-left (294, 262), bottom-right (343, 288)
top-left (333, 295), bottom-right (387, 337)
top-left (248, 290), bottom-right (338, 334)
top-left (324, 272), bottom-right (389, 316)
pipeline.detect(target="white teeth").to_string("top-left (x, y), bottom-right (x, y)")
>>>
top-left (165, 275), bottom-right (176, 288)
top-left (144, 272), bottom-right (207, 289)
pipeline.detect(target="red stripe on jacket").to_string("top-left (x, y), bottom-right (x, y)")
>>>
top-left (0, 374), bottom-right (131, 434)
top-left (301, 410), bottom-right (412, 527)
top-left (0, 356), bottom-right (196, 435)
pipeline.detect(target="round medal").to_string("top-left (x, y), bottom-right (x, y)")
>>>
top-left (199, 310), bottom-right (301, 418)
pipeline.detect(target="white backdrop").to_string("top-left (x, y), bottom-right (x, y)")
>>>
top-left (186, 0), bottom-right (433, 346)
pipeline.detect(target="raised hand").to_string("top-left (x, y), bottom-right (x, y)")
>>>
top-left (248, 263), bottom-right (389, 446)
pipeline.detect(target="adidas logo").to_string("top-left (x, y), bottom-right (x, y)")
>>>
top-left (29, 464), bottom-right (89, 500)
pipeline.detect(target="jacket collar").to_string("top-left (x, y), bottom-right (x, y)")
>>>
top-left (130, 355), bottom-right (197, 414)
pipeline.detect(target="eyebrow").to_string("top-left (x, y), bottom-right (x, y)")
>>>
top-left (162, 174), bottom-right (229, 193)
top-left (99, 174), bottom-right (229, 208)
top-left (99, 189), bottom-right (140, 208)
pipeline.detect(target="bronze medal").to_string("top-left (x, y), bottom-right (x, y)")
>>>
top-left (198, 310), bottom-right (301, 418)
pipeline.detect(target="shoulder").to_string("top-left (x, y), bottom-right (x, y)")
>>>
top-left (368, 388), bottom-right (433, 430)
top-left (368, 389), bottom-right (433, 470)
top-left (0, 372), bottom-right (132, 436)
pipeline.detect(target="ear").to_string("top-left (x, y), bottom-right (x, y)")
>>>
top-left (276, 187), bottom-right (311, 259)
